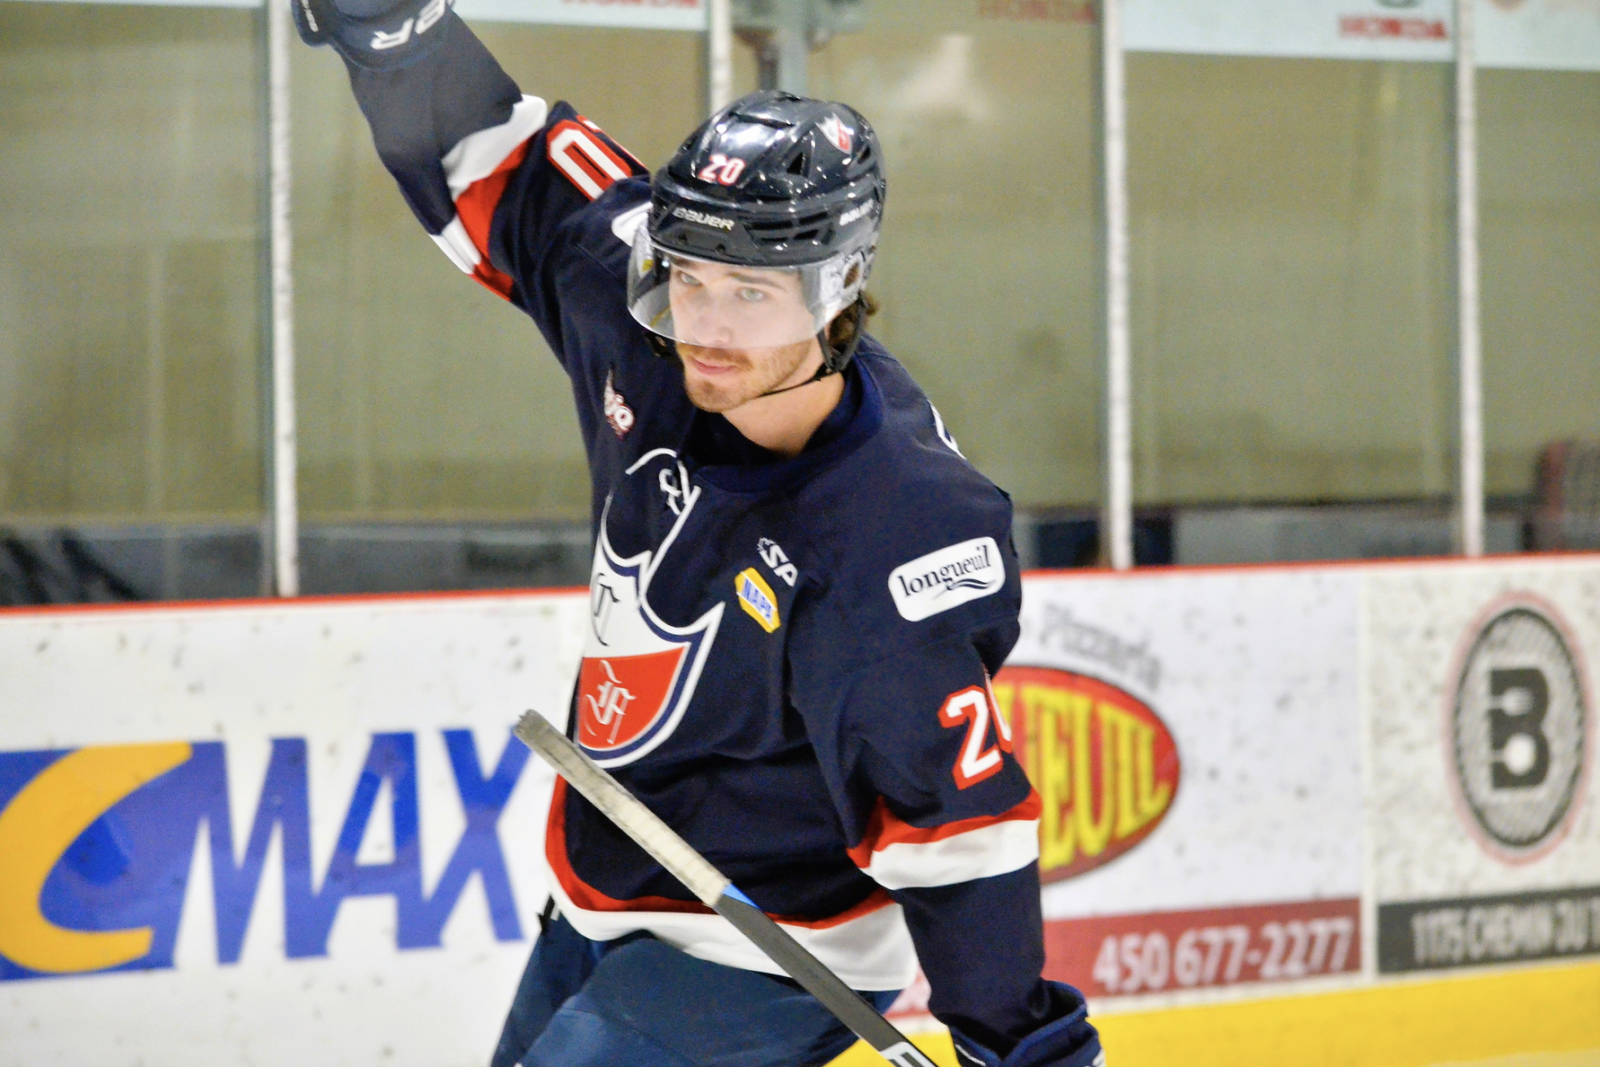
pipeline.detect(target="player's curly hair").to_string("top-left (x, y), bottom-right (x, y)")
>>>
top-left (826, 291), bottom-right (879, 354)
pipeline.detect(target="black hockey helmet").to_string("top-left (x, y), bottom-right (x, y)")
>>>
top-left (627, 90), bottom-right (886, 374)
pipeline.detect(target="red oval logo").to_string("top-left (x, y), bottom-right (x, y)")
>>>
top-left (992, 666), bottom-right (1181, 883)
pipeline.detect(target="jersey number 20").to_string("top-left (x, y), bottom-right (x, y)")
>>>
top-left (939, 684), bottom-right (1013, 789)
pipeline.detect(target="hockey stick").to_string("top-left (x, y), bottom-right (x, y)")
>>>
top-left (514, 710), bottom-right (938, 1067)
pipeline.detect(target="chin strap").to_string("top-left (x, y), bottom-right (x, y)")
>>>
top-left (756, 342), bottom-right (838, 399)
top-left (755, 301), bottom-right (867, 399)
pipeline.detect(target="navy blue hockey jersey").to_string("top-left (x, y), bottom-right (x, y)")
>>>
top-left (344, 17), bottom-right (1064, 1050)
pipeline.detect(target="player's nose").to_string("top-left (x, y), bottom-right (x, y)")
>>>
top-left (680, 302), bottom-right (737, 349)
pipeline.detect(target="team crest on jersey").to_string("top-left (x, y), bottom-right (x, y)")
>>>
top-left (578, 461), bottom-right (723, 767)
top-left (735, 568), bottom-right (781, 633)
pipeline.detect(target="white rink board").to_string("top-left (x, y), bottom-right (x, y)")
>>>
top-left (456, 0), bottom-right (705, 31)
top-left (5, 556), bottom-right (1600, 1064)
top-left (1018, 568), bottom-right (1366, 920)
top-left (1367, 558), bottom-right (1600, 903)
top-left (0, 593), bottom-right (587, 1067)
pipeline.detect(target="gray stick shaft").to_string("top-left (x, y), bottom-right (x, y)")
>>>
top-left (513, 711), bottom-right (937, 1067)
top-left (515, 711), bottom-right (729, 906)
top-left (712, 895), bottom-right (937, 1067)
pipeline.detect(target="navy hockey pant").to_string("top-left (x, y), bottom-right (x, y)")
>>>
top-left (491, 914), bottom-right (901, 1067)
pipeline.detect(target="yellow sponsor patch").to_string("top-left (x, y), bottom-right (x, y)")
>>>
top-left (735, 568), bottom-right (781, 633)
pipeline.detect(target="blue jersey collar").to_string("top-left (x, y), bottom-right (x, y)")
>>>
top-left (685, 350), bottom-right (885, 494)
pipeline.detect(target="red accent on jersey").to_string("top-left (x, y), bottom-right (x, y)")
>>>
top-left (546, 779), bottom-right (710, 916)
top-left (547, 779), bottom-right (897, 928)
top-left (846, 790), bottom-right (1043, 870)
top-left (454, 139), bottom-right (529, 298)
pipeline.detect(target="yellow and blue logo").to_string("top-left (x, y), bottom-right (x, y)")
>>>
top-left (736, 568), bottom-right (781, 633)
top-left (0, 731), bottom-right (529, 981)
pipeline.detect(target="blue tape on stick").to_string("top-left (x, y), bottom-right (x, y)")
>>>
top-left (722, 885), bottom-right (758, 908)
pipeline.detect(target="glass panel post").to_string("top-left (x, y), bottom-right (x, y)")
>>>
top-left (1454, 0), bottom-right (1484, 558)
top-left (1100, 0), bottom-right (1133, 570)
top-left (267, 0), bottom-right (300, 595)
top-left (708, 0), bottom-right (733, 114)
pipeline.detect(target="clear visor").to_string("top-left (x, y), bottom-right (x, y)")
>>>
top-left (627, 232), bottom-right (864, 351)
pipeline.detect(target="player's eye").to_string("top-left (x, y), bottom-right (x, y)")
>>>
top-left (675, 270), bottom-right (703, 288)
top-left (737, 287), bottom-right (767, 303)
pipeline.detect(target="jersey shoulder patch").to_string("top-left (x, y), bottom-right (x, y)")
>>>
top-left (887, 536), bottom-right (1006, 622)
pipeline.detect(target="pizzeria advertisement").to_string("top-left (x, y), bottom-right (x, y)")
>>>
top-left (1004, 568), bottom-right (1367, 1001)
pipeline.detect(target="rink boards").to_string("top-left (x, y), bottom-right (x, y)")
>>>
top-left (1, 554), bottom-right (1597, 1066)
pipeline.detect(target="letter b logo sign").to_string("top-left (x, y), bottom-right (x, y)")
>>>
top-left (1449, 600), bottom-right (1589, 858)
top-left (1488, 667), bottom-right (1551, 790)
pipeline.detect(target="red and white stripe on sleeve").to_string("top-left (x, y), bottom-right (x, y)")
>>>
top-left (846, 791), bottom-right (1042, 891)
top-left (432, 94), bottom-right (550, 298)
top-left (432, 98), bottom-right (642, 300)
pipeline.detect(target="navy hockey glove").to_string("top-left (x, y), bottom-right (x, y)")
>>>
top-left (290, 0), bottom-right (454, 69)
top-left (949, 982), bottom-right (1105, 1067)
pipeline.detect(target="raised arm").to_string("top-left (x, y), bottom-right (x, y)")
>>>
top-left (292, 0), bottom-right (648, 347)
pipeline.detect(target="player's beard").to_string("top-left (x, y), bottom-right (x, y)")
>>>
top-left (677, 339), bottom-right (817, 413)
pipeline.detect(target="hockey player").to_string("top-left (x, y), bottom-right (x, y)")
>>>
top-left (293, 2), bottom-right (1105, 1064)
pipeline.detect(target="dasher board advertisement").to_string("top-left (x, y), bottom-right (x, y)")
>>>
top-left (1009, 569), bottom-right (1366, 1000)
top-left (0, 593), bottom-right (588, 1067)
top-left (9, 0), bottom-right (710, 32)
top-left (1365, 559), bottom-right (1600, 975)
top-left (457, 0), bottom-right (706, 31)
top-left (1125, 0), bottom-right (1600, 73)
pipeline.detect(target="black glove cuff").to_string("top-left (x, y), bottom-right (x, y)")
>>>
top-left (948, 982), bottom-right (1104, 1067)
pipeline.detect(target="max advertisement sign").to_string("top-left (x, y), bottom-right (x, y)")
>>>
top-left (0, 597), bottom-right (578, 1067)
top-left (0, 732), bottom-right (527, 981)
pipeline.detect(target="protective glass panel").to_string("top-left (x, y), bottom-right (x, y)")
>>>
top-left (1480, 68), bottom-right (1600, 547)
top-left (1128, 54), bottom-right (1454, 506)
top-left (0, 3), bottom-right (264, 524)
top-left (791, 1), bottom-right (1100, 510)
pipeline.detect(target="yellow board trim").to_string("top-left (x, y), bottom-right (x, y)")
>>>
top-left (0, 742), bottom-right (193, 974)
top-left (828, 961), bottom-right (1600, 1067)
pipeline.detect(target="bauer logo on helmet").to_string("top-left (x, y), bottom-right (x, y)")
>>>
top-left (672, 207), bottom-right (736, 231)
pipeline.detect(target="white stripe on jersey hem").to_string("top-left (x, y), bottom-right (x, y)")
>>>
top-left (431, 217), bottom-right (480, 274)
top-left (543, 863), bottom-right (920, 992)
top-left (440, 95), bottom-right (551, 199)
top-left (857, 818), bottom-right (1040, 891)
